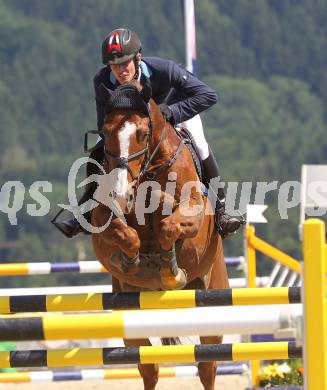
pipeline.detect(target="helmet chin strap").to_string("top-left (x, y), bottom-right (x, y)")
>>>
top-left (133, 54), bottom-right (141, 80)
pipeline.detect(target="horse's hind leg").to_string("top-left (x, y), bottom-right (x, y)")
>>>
top-left (113, 280), bottom-right (159, 390)
top-left (123, 338), bottom-right (159, 390)
top-left (198, 237), bottom-right (228, 389)
top-left (185, 280), bottom-right (222, 389)
top-left (138, 361), bottom-right (159, 390)
top-left (198, 335), bottom-right (222, 390)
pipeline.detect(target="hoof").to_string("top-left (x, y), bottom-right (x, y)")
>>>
top-left (160, 267), bottom-right (187, 290)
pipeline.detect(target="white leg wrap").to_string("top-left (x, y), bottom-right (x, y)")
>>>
top-left (178, 115), bottom-right (209, 160)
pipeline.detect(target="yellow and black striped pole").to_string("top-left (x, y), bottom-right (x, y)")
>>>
top-left (0, 342), bottom-right (301, 368)
top-left (0, 287), bottom-right (301, 313)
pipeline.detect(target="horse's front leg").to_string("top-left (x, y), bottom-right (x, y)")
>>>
top-left (158, 191), bottom-right (204, 289)
top-left (92, 209), bottom-right (141, 274)
top-left (159, 199), bottom-right (204, 249)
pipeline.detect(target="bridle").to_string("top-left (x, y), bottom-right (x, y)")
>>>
top-left (101, 109), bottom-right (172, 189)
top-left (84, 104), bottom-right (186, 194)
top-left (103, 128), bottom-right (151, 183)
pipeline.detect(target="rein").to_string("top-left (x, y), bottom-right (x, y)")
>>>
top-left (144, 135), bottom-right (186, 180)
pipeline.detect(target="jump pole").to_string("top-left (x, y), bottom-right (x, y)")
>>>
top-left (0, 257), bottom-right (245, 276)
top-left (0, 364), bottom-right (248, 383)
top-left (0, 304), bottom-right (302, 341)
top-left (0, 342), bottom-right (301, 368)
top-left (0, 287), bottom-right (301, 313)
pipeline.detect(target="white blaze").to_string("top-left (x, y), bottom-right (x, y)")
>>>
top-left (114, 121), bottom-right (137, 197)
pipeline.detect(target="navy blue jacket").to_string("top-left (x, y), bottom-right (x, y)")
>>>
top-left (93, 56), bottom-right (218, 130)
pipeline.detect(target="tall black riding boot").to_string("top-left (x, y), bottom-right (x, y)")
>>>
top-left (53, 141), bottom-right (104, 238)
top-left (202, 147), bottom-right (243, 239)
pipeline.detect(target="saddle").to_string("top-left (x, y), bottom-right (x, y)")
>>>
top-left (175, 127), bottom-right (204, 185)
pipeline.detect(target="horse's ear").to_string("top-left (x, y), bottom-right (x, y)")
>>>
top-left (98, 83), bottom-right (112, 102)
top-left (140, 78), bottom-right (152, 103)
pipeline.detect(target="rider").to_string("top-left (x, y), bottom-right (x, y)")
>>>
top-left (54, 28), bottom-right (242, 239)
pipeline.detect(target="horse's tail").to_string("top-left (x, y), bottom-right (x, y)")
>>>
top-left (161, 337), bottom-right (181, 345)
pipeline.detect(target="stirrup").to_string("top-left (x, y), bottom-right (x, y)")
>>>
top-left (51, 208), bottom-right (70, 236)
top-left (51, 209), bottom-right (90, 238)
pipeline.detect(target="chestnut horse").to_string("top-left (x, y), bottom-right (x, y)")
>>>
top-left (91, 81), bottom-right (229, 390)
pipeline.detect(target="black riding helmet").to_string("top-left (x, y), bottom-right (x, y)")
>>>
top-left (102, 28), bottom-right (142, 65)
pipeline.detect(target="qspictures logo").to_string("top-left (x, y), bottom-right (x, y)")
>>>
top-left (1, 158), bottom-right (327, 232)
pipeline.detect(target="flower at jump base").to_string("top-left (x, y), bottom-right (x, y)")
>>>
top-left (260, 363), bottom-right (290, 380)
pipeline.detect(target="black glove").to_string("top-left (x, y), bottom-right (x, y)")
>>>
top-left (158, 103), bottom-right (173, 123)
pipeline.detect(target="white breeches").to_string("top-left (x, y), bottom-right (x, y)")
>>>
top-left (178, 114), bottom-right (209, 160)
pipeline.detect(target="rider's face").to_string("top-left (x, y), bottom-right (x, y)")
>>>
top-left (110, 58), bottom-right (136, 84)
